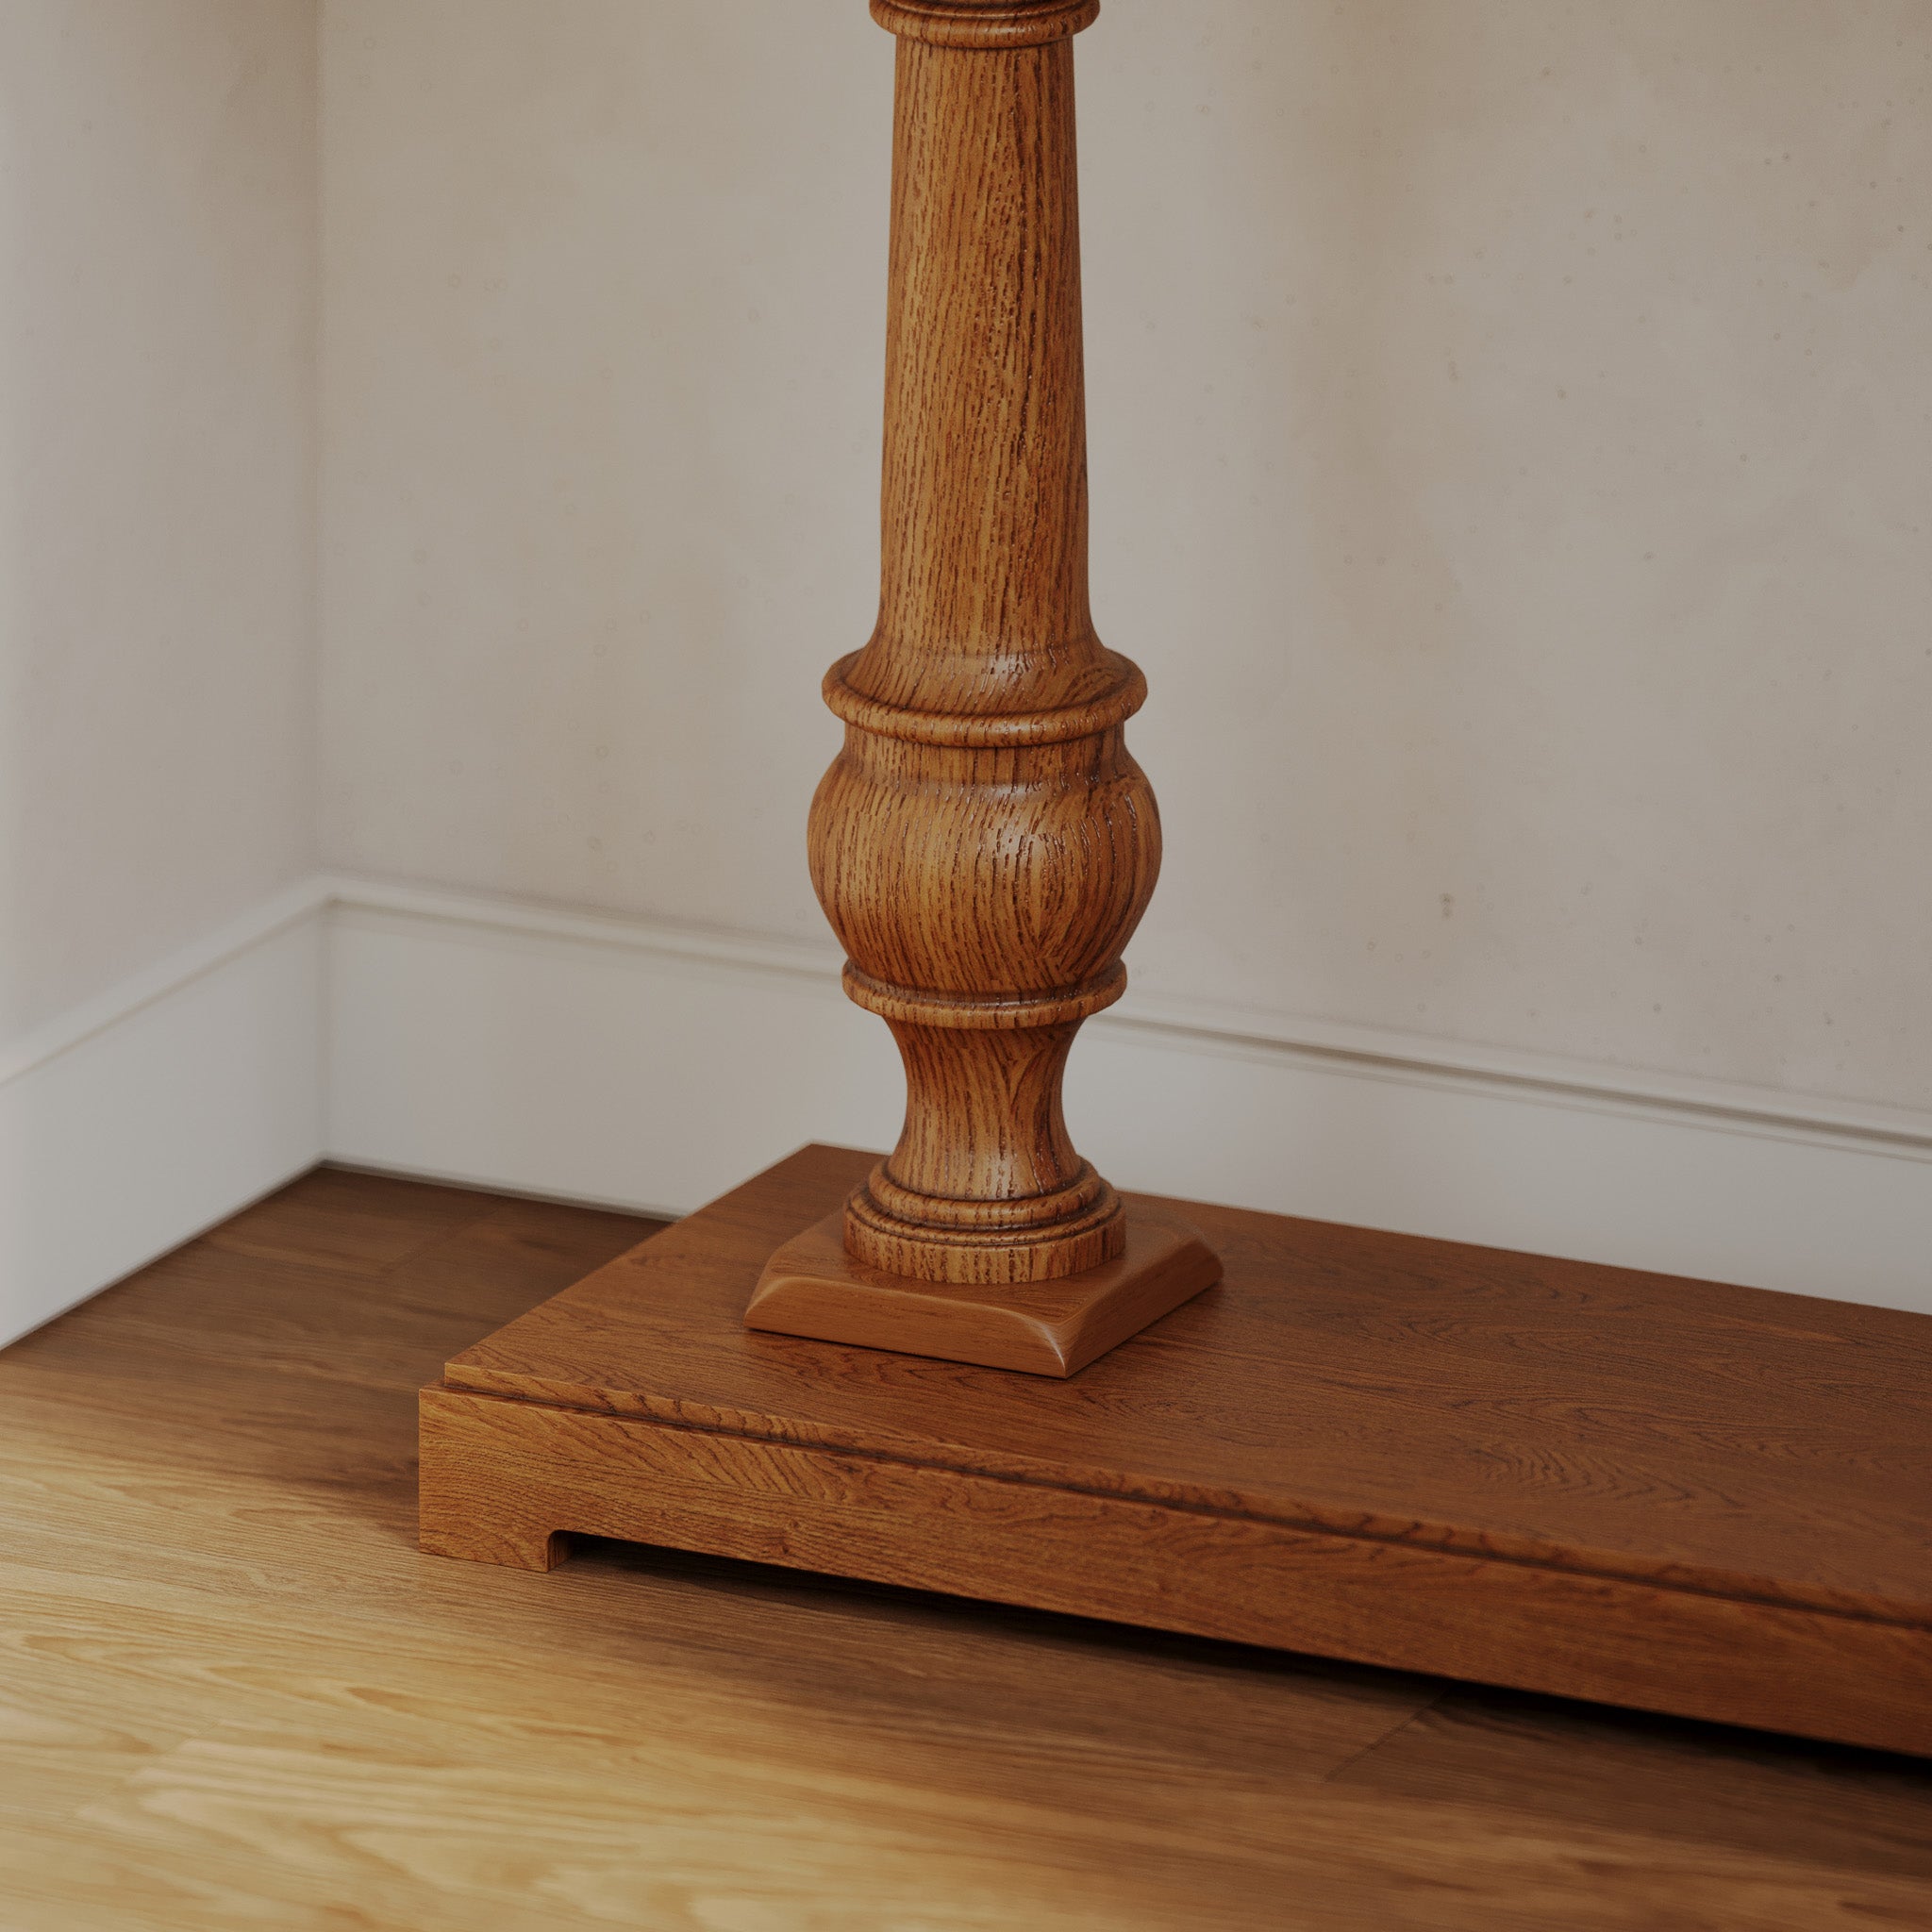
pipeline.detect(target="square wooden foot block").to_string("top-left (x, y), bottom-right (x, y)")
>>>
top-left (746, 1208), bottom-right (1221, 1376)
top-left (420, 1144), bottom-right (1932, 1757)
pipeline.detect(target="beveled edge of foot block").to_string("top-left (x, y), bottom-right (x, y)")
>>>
top-left (744, 1207), bottom-right (1221, 1376)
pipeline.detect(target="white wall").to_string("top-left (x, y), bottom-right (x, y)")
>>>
top-left (319, 0), bottom-right (883, 940)
top-left (0, 0), bottom-right (318, 1048)
top-left (319, 0), bottom-right (1932, 1120)
top-left (8, 2), bottom-right (1932, 1337)
top-left (0, 1), bottom-right (320, 1340)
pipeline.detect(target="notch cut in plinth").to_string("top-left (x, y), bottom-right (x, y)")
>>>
top-left (745, 1207), bottom-right (1221, 1376)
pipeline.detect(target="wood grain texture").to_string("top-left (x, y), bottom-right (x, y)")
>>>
top-left (746, 1205), bottom-right (1219, 1375)
top-left (801, 0), bottom-right (1172, 1291)
top-left (8, 1165), bottom-right (1932, 1927)
top-left (433, 1143), bottom-right (1932, 1757)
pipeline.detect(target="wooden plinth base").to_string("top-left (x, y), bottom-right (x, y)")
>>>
top-left (745, 1207), bottom-right (1219, 1375)
top-left (420, 1143), bottom-right (1932, 1757)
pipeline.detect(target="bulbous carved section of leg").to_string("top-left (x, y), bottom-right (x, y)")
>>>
top-left (808, 674), bottom-right (1160, 1285)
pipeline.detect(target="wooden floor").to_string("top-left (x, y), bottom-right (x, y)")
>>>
top-left (3, 1171), bottom-right (1928, 1931)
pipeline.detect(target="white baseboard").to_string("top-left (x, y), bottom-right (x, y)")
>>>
top-left (325, 874), bottom-right (1932, 1317)
top-left (9, 871), bottom-right (1928, 1342)
top-left (325, 882), bottom-right (902, 1223)
top-left (0, 881), bottom-right (328, 1348)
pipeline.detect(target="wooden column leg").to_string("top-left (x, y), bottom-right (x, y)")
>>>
top-left (747, 0), bottom-right (1219, 1374)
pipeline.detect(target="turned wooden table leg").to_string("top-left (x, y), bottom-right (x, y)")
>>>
top-left (746, 0), bottom-right (1219, 1374)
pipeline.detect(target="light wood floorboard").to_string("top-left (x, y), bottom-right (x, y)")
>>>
top-left (2, 1166), bottom-right (1927, 1929)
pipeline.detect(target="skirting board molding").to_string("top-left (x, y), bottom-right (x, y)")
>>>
top-left (8, 869), bottom-right (1931, 1349)
top-left (325, 874), bottom-right (1932, 1318)
top-left (0, 880), bottom-right (327, 1349)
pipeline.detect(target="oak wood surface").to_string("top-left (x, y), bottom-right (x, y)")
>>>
top-left (799, 0), bottom-right (1174, 1294)
top-left (450, 1145), bottom-right (1932, 1618)
top-left (432, 1143), bottom-right (1932, 1756)
top-left (746, 1204), bottom-right (1219, 1375)
top-left (7, 1166), bottom-right (1931, 1927)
